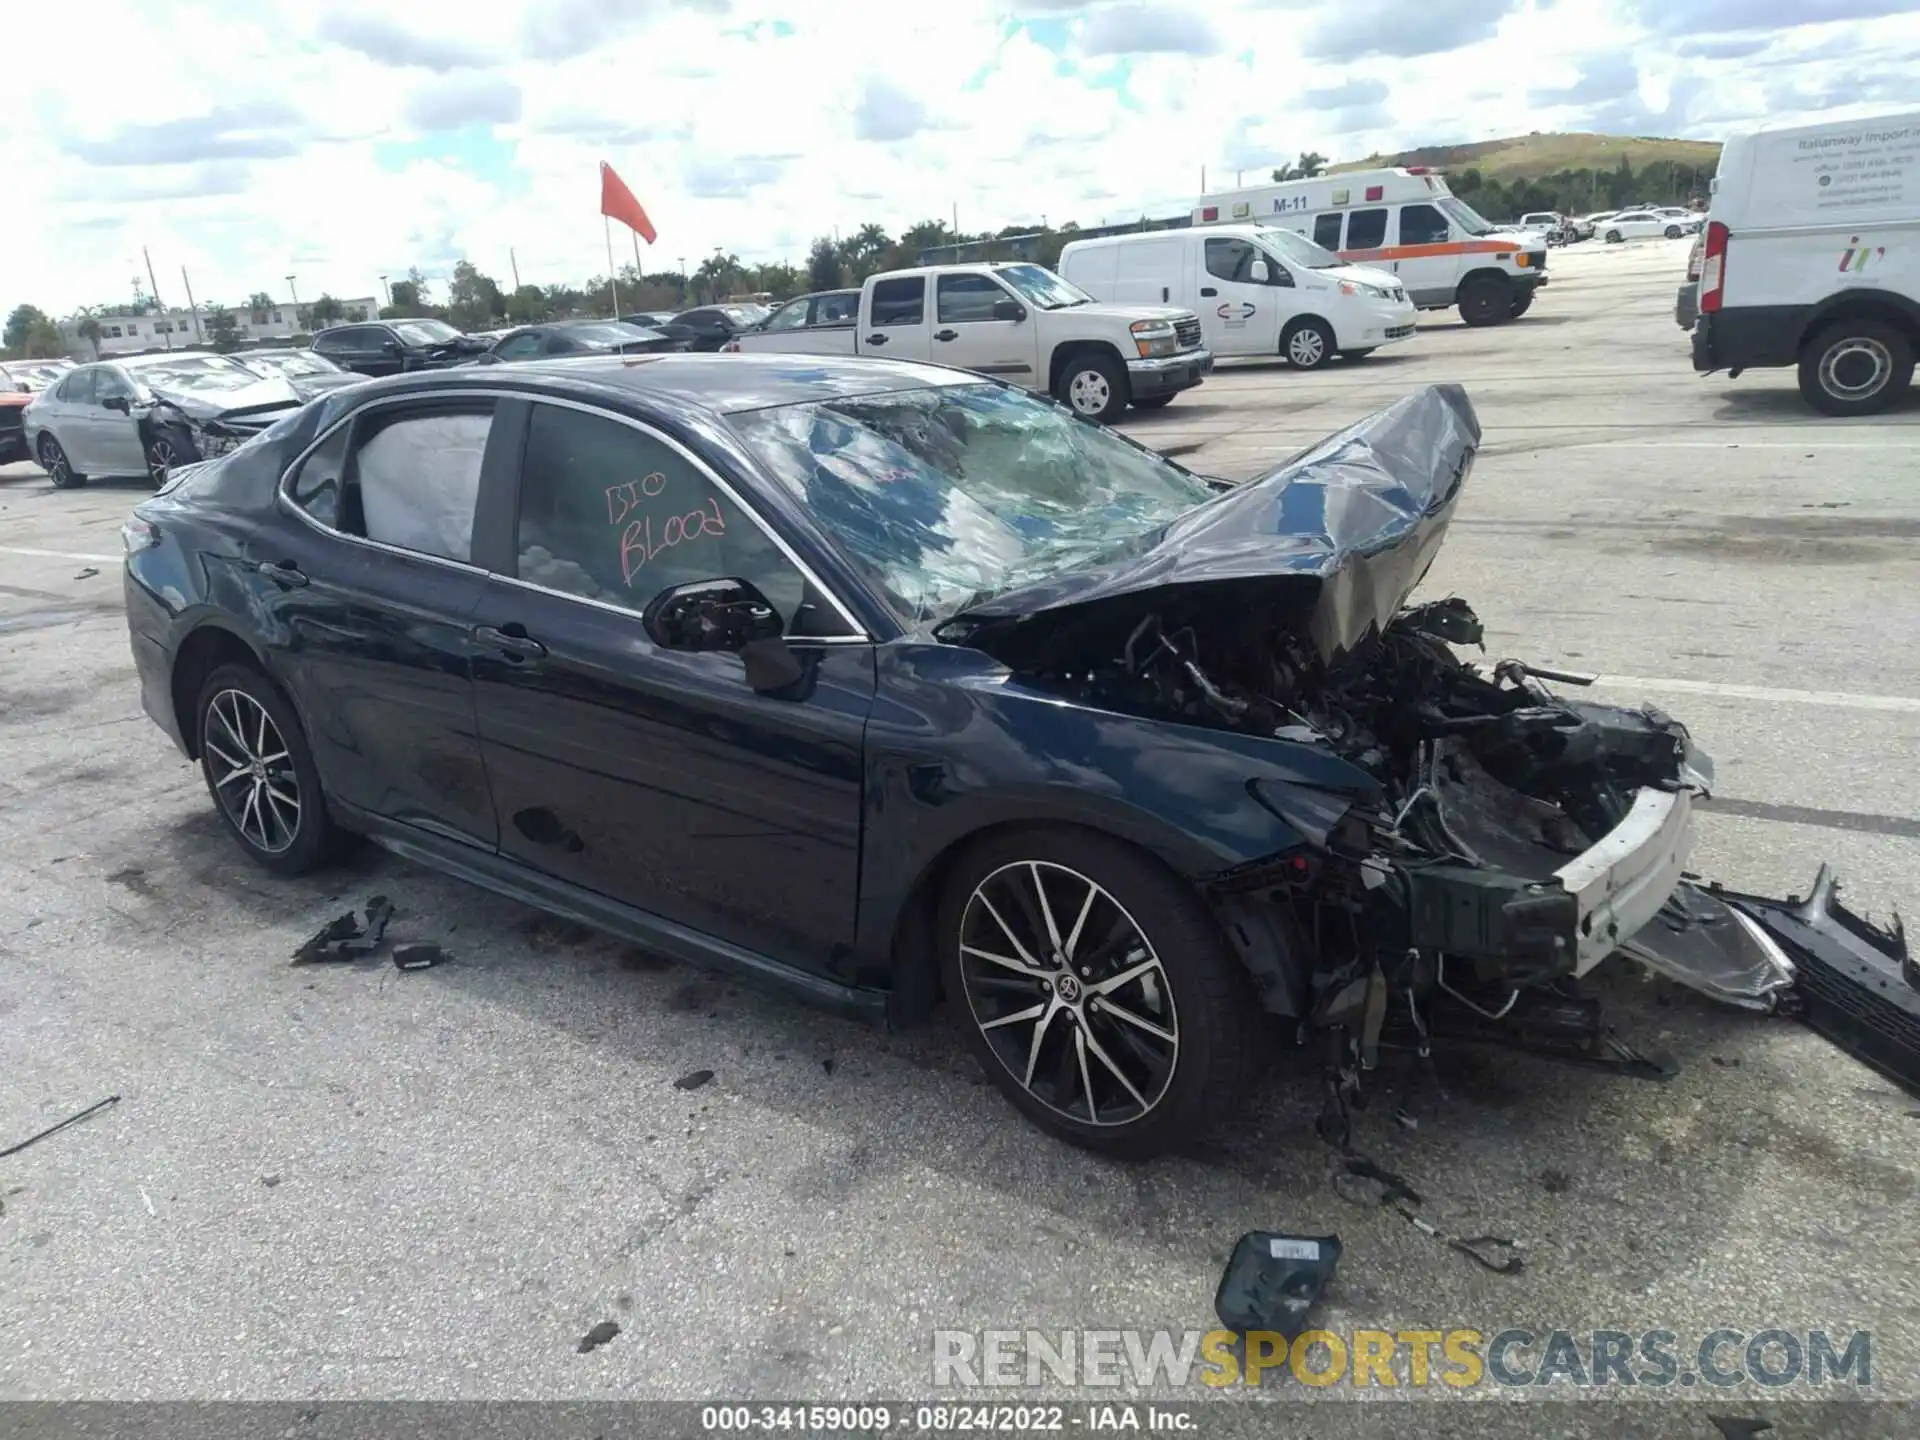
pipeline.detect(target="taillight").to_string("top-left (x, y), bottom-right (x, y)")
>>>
top-left (122, 517), bottom-right (160, 552)
top-left (1699, 220), bottom-right (1729, 314)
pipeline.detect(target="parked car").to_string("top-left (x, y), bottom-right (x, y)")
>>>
top-left (22, 351), bottom-right (306, 488)
top-left (1693, 108), bottom-right (1919, 416)
top-left (1600, 211), bottom-right (1694, 242)
top-left (1676, 233), bottom-right (1705, 330)
top-left (622, 310), bottom-right (682, 330)
top-left (236, 348), bottom-right (365, 400)
top-left (0, 359), bottom-right (74, 394)
top-left (1652, 207), bottom-right (1706, 233)
top-left (667, 305), bottom-right (772, 352)
top-left (0, 390), bottom-right (30, 465)
top-left (119, 354), bottom-right (1894, 1155)
top-left (474, 320), bottom-right (685, 364)
top-left (727, 262), bottom-right (1211, 422)
top-left (720, 290), bottom-right (861, 353)
top-left (1057, 225), bottom-right (1416, 367)
top-left (310, 319), bottom-right (487, 376)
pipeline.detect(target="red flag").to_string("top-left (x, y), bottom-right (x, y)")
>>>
top-left (600, 161), bottom-right (657, 245)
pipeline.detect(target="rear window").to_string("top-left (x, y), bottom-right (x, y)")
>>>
top-left (1346, 209), bottom-right (1388, 249)
top-left (870, 277), bottom-right (925, 327)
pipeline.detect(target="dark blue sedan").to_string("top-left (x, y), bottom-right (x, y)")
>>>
top-left (120, 354), bottom-right (1894, 1153)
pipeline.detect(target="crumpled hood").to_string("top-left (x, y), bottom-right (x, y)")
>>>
top-left (149, 375), bottom-right (303, 421)
top-left (279, 371), bottom-right (363, 400)
top-left (949, 383), bottom-right (1481, 663)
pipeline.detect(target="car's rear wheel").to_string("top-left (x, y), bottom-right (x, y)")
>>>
top-left (1605, 229), bottom-right (1624, 244)
top-left (1797, 318), bottom-right (1915, 417)
top-left (1056, 351), bottom-right (1129, 424)
top-left (195, 663), bottom-right (341, 875)
top-left (38, 434), bottom-right (84, 489)
top-left (1283, 317), bottom-right (1335, 369)
top-left (1664, 225), bottom-right (1684, 239)
top-left (1457, 275), bottom-right (1511, 327)
top-left (938, 828), bottom-right (1252, 1158)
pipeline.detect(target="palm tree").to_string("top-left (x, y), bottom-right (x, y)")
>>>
top-left (74, 307), bottom-right (103, 359)
top-left (694, 251), bottom-right (745, 302)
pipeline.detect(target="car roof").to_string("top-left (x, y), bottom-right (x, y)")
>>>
top-left (334, 352), bottom-right (975, 416)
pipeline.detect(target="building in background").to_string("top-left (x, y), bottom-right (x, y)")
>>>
top-left (57, 298), bottom-right (382, 359)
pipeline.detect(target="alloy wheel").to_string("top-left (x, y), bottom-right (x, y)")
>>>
top-left (1819, 337), bottom-right (1893, 403)
top-left (39, 437), bottom-right (70, 485)
top-left (147, 436), bottom-right (179, 482)
top-left (203, 688), bottom-right (302, 854)
top-left (957, 860), bottom-right (1179, 1127)
top-left (1067, 368), bottom-right (1111, 417)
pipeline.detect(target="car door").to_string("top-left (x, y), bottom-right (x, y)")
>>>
top-left (1197, 236), bottom-right (1284, 357)
top-left (1390, 201), bottom-right (1458, 309)
top-left (490, 331), bottom-right (547, 365)
top-left (466, 397), bottom-right (875, 974)
top-left (749, 297), bottom-right (813, 353)
top-left (47, 367), bottom-right (99, 469)
top-left (861, 276), bottom-right (932, 362)
top-left (931, 272), bottom-right (1038, 381)
top-left (264, 396), bottom-right (503, 847)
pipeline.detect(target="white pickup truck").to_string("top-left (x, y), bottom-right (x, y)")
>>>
top-left (726, 262), bottom-right (1213, 422)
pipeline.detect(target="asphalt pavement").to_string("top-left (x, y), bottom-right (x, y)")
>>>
top-left (1, 237), bottom-right (1916, 1426)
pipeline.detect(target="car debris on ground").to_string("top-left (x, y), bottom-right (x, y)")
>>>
top-left (1, 1095), bottom-right (120, 1159)
top-left (292, 895), bottom-right (394, 964)
top-left (1215, 1231), bottom-right (1343, 1341)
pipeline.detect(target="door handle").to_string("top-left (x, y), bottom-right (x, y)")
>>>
top-left (933, 329), bottom-right (958, 342)
top-left (1199, 287), bottom-right (1218, 297)
top-left (473, 624), bottom-right (547, 662)
top-left (865, 332), bottom-right (888, 345)
top-left (258, 561), bottom-right (307, 589)
top-left (1161, 286), bottom-right (1169, 302)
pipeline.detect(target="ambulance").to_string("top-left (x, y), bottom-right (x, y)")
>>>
top-left (1192, 168), bottom-right (1548, 326)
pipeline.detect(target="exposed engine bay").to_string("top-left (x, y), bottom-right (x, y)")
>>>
top-left (949, 383), bottom-right (1914, 1107)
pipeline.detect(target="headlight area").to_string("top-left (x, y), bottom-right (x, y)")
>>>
top-left (185, 420), bottom-right (252, 459)
top-left (1131, 318), bottom-right (1179, 359)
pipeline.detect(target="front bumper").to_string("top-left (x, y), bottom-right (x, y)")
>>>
top-left (1128, 349), bottom-right (1213, 398)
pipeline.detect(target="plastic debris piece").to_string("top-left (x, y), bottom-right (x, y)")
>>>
top-left (577, 1320), bottom-right (621, 1354)
top-left (673, 1069), bottom-right (715, 1091)
top-left (1, 1095), bottom-right (120, 1158)
top-left (392, 942), bottom-right (445, 971)
top-left (73, 567), bottom-right (99, 580)
top-left (292, 895), bottom-right (395, 964)
top-left (1214, 1232), bottom-right (1343, 1341)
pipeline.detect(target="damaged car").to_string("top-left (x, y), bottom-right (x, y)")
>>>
top-left (23, 352), bottom-right (306, 488)
top-left (121, 356), bottom-right (1914, 1156)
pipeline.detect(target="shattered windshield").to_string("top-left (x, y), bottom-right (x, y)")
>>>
top-left (128, 356), bottom-right (267, 392)
top-left (244, 350), bottom-right (338, 377)
top-left (993, 264), bottom-right (1093, 310)
top-left (391, 319), bottom-right (461, 345)
top-left (728, 383), bottom-right (1214, 625)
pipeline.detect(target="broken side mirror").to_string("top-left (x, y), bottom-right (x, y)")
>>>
top-left (101, 394), bottom-right (130, 413)
top-left (991, 298), bottom-right (1027, 323)
top-left (644, 577), bottom-right (805, 693)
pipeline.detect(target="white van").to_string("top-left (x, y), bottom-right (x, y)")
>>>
top-left (1192, 168), bottom-right (1547, 326)
top-left (1057, 225), bottom-right (1416, 369)
top-left (1692, 108), bottom-right (1918, 416)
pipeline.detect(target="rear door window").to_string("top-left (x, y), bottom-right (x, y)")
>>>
top-left (869, 277), bottom-right (925, 326)
top-left (1346, 209), bottom-right (1388, 249)
top-left (1313, 213), bottom-right (1344, 250)
top-left (59, 369), bottom-right (97, 403)
top-left (284, 402), bottom-right (492, 563)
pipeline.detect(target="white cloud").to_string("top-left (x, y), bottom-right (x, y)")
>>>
top-left (5, 0), bottom-right (1917, 315)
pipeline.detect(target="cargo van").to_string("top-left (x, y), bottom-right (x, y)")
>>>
top-left (1692, 109), bottom-right (1918, 416)
top-left (1192, 168), bottom-right (1547, 326)
top-left (1057, 225), bottom-right (1416, 368)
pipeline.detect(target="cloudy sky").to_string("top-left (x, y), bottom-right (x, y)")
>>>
top-left (6, 0), bottom-right (1917, 315)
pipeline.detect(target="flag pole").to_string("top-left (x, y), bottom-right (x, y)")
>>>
top-left (605, 215), bottom-right (621, 318)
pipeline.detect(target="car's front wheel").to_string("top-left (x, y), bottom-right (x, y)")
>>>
top-left (1056, 351), bottom-right (1129, 424)
top-left (938, 828), bottom-right (1253, 1158)
top-left (1457, 275), bottom-right (1512, 327)
top-left (1797, 318), bottom-right (1915, 417)
top-left (1509, 291), bottom-right (1535, 319)
top-left (145, 430), bottom-right (189, 486)
top-left (1283, 318), bottom-right (1336, 369)
top-left (1664, 225), bottom-right (1684, 239)
top-left (38, 434), bottom-right (84, 489)
top-left (1605, 229), bottom-right (1624, 244)
top-left (195, 663), bottom-right (341, 875)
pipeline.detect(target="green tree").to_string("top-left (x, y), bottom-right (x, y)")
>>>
top-left (899, 219), bottom-right (953, 257)
top-left (838, 222), bottom-right (893, 282)
top-left (307, 293), bottom-right (346, 329)
top-left (74, 308), bottom-right (104, 359)
top-left (694, 251), bottom-right (744, 302)
top-left (806, 235), bottom-right (843, 291)
top-left (504, 284), bottom-right (549, 325)
top-left (5, 303), bottom-right (52, 354)
top-left (205, 306), bottom-right (241, 353)
top-left (446, 261), bottom-right (505, 331)
top-left (23, 316), bottom-right (65, 357)
top-left (1272, 151), bottom-right (1329, 182)
top-left (384, 271), bottom-right (430, 318)
top-left (755, 262), bottom-right (802, 300)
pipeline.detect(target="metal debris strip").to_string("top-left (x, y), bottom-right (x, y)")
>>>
top-left (292, 895), bottom-right (395, 964)
top-left (1, 1095), bottom-right (120, 1158)
top-left (1334, 1156), bottom-right (1525, 1276)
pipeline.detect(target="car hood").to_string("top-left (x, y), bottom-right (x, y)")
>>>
top-left (946, 383), bottom-right (1481, 665)
top-left (1060, 301), bottom-right (1193, 326)
top-left (1318, 263), bottom-right (1405, 293)
top-left (148, 375), bottom-right (304, 421)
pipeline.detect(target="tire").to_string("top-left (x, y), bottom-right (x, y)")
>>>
top-left (1055, 351), bottom-right (1129, 424)
top-left (937, 827), bottom-right (1254, 1159)
top-left (1457, 275), bottom-right (1511, 328)
top-left (1131, 394), bottom-right (1176, 410)
top-left (1282, 317), bottom-right (1336, 369)
top-left (194, 663), bottom-right (342, 876)
top-left (1605, 229), bottom-right (1623, 244)
top-left (1509, 291), bottom-right (1535, 319)
top-left (1797, 318), bottom-right (1915, 418)
top-left (145, 430), bottom-right (189, 486)
top-left (1340, 348), bottom-right (1377, 361)
top-left (1665, 225), bottom-right (1683, 239)
top-left (38, 434), bottom-right (85, 489)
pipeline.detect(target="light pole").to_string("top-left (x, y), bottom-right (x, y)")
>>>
top-left (379, 275), bottom-right (391, 306)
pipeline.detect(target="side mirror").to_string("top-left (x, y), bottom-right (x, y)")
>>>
top-left (644, 577), bottom-right (784, 653)
top-left (102, 394), bottom-right (130, 414)
top-left (991, 298), bottom-right (1027, 322)
top-left (381, 339), bottom-right (401, 354)
top-left (1249, 259), bottom-right (1271, 284)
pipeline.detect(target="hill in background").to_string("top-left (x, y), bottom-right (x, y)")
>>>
top-left (1333, 132), bottom-right (1721, 183)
